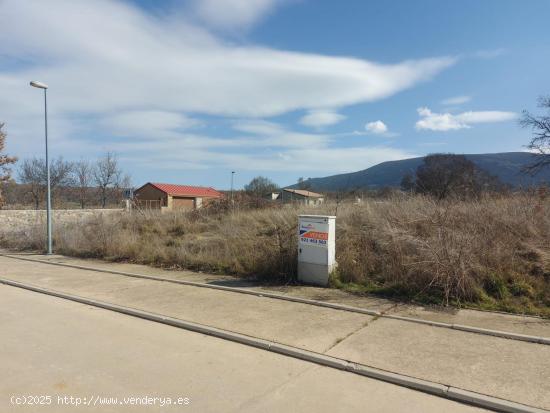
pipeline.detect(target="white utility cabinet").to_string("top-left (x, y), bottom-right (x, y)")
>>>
top-left (298, 215), bottom-right (336, 286)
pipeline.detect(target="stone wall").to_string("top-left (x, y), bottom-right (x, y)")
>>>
top-left (0, 209), bottom-right (123, 232)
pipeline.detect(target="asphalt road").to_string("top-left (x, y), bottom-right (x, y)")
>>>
top-left (0, 284), bottom-right (487, 413)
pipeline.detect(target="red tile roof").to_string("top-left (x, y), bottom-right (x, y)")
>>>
top-left (145, 183), bottom-right (223, 198)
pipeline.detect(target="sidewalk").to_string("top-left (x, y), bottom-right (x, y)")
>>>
top-left (9, 251), bottom-right (550, 337)
top-left (1, 253), bottom-right (549, 410)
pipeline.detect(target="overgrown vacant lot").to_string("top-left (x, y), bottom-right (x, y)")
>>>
top-left (1, 194), bottom-right (549, 316)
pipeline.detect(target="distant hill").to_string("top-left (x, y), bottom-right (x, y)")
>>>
top-left (287, 152), bottom-right (550, 192)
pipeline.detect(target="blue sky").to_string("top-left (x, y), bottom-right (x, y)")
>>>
top-left (1, 0), bottom-right (549, 189)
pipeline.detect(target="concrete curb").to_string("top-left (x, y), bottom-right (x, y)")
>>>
top-left (0, 276), bottom-right (546, 413)
top-left (383, 315), bottom-right (550, 345)
top-left (1, 253), bottom-right (549, 346)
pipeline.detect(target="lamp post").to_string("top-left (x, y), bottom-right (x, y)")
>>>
top-left (30, 80), bottom-right (52, 255)
top-left (230, 171), bottom-right (235, 204)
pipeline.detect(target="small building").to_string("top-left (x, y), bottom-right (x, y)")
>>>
top-left (134, 182), bottom-right (223, 211)
top-left (265, 188), bottom-right (324, 206)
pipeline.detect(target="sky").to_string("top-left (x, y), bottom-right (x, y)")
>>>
top-left (1, 0), bottom-right (549, 189)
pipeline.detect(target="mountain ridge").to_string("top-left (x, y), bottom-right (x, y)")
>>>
top-left (286, 152), bottom-right (550, 191)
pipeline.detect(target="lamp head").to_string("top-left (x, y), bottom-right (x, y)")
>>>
top-left (30, 80), bottom-right (48, 89)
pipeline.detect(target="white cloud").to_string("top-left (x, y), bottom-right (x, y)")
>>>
top-left (415, 107), bottom-right (517, 131)
top-left (232, 119), bottom-right (331, 148)
top-left (441, 95), bottom-right (471, 106)
top-left (0, 0), bottom-right (447, 180)
top-left (299, 109), bottom-right (346, 128)
top-left (121, 139), bottom-right (415, 173)
top-left (191, 0), bottom-right (287, 30)
top-left (416, 108), bottom-right (464, 131)
top-left (106, 118), bottom-right (413, 174)
top-left (365, 120), bottom-right (388, 135)
top-left (232, 119), bottom-right (284, 136)
top-left (102, 111), bottom-right (200, 138)
top-left (225, 146), bottom-right (415, 172)
top-left (473, 48), bottom-right (507, 59)
top-left (0, 0), bottom-right (456, 121)
top-left (457, 111), bottom-right (517, 124)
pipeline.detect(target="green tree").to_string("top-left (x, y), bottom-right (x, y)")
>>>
top-left (244, 176), bottom-right (279, 197)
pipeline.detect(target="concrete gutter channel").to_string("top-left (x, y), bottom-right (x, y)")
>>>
top-left (0, 276), bottom-right (546, 413)
top-left (1, 253), bottom-right (548, 346)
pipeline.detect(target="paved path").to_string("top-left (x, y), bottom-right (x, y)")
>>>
top-left (0, 254), bottom-right (549, 410)
top-left (1, 285), bottom-right (488, 413)
top-left (12, 251), bottom-right (550, 337)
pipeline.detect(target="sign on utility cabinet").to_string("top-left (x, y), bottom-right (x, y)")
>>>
top-left (298, 215), bottom-right (336, 286)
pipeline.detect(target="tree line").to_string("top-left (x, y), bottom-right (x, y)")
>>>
top-left (2, 154), bottom-right (130, 210)
top-left (15, 152), bottom-right (130, 208)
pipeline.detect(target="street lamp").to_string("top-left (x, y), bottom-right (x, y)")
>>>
top-left (30, 80), bottom-right (52, 255)
top-left (230, 171), bottom-right (236, 204)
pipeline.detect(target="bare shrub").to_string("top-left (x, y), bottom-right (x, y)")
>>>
top-left (336, 194), bottom-right (550, 312)
top-left (40, 207), bottom-right (299, 282)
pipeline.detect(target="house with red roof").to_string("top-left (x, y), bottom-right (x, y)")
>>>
top-left (134, 182), bottom-right (223, 211)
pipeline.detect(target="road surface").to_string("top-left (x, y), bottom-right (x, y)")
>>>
top-left (1, 284), bottom-right (486, 413)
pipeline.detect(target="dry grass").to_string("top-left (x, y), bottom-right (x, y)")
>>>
top-left (2, 193), bottom-right (549, 316)
top-left (335, 194), bottom-right (550, 315)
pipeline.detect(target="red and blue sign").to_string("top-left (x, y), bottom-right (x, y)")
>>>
top-left (300, 223), bottom-right (328, 246)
